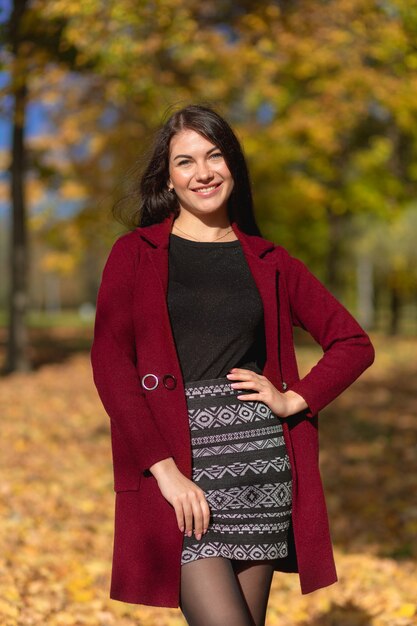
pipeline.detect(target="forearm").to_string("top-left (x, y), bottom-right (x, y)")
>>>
top-left (283, 249), bottom-right (375, 416)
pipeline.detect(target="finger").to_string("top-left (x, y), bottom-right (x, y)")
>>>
top-left (174, 502), bottom-right (185, 533)
top-left (182, 500), bottom-right (194, 537)
top-left (231, 380), bottom-right (261, 390)
top-left (231, 382), bottom-right (262, 398)
top-left (200, 498), bottom-right (211, 533)
top-left (236, 392), bottom-right (262, 400)
top-left (191, 495), bottom-right (204, 538)
top-left (227, 369), bottom-right (258, 379)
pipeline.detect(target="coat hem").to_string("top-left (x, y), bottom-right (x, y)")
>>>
top-left (110, 590), bottom-right (180, 609)
top-left (109, 571), bottom-right (339, 609)
top-left (300, 574), bottom-right (338, 595)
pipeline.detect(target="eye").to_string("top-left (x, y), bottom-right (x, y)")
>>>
top-left (177, 159), bottom-right (192, 166)
top-left (209, 152), bottom-right (223, 160)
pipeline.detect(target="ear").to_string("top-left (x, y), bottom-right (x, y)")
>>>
top-left (167, 180), bottom-right (174, 191)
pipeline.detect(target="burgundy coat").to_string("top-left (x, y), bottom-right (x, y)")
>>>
top-left (90, 212), bottom-right (375, 608)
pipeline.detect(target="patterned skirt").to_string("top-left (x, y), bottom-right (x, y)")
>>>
top-left (181, 376), bottom-right (293, 565)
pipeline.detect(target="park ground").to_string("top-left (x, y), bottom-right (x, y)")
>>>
top-left (0, 330), bottom-right (416, 626)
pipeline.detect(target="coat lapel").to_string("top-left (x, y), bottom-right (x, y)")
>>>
top-left (137, 213), bottom-right (283, 388)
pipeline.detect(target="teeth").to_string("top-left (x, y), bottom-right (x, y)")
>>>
top-left (194, 185), bottom-right (218, 194)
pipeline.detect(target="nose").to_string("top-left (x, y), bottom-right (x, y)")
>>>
top-left (195, 160), bottom-right (213, 182)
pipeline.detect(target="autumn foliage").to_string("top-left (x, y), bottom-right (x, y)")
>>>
top-left (0, 333), bottom-right (416, 625)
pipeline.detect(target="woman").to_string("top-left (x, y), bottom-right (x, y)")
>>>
top-left (91, 104), bottom-right (375, 626)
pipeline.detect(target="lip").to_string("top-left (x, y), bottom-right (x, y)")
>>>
top-left (191, 182), bottom-right (223, 197)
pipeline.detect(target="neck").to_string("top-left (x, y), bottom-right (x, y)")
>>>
top-left (172, 211), bottom-right (234, 241)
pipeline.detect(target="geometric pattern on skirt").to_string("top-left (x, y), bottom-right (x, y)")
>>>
top-left (181, 376), bottom-right (293, 565)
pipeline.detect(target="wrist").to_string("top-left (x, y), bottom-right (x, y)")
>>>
top-left (149, 456), bottom-right (176, 479)
top-left (282, 390), bottom-right (308, 418)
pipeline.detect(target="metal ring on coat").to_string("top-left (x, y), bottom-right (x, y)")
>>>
top-left (163, 374), bottom-right (177, 390)
top-left (141, 373), bottom-right (159, 390)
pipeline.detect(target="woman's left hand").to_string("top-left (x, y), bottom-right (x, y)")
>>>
top-left (226, 368), bottom-right (308, 418)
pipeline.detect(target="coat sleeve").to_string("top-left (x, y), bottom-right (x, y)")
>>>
top-left (280, 249), bottom-right (375, 418)
top-left (90, 233), bottom-right (173, 474)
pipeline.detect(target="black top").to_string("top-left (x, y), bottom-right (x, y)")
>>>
top-left (167, 233), bottom-right (266, 383)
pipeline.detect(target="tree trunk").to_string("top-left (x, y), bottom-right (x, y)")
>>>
top-left (44, 274), bottom-right (61, 314)
top-left (5, 0), bottom-right (31, 373)
top-left (356, 255), bottom-right (374, 330)
top-left (389, 285), bottom-right (400, 336)
top-left (325, 208), bottom-right (344, 298)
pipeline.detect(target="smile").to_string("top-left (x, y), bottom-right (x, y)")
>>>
top-left (192, 182), bottom-right (223, 196)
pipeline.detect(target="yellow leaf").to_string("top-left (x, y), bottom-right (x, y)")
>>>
top-left (66, 573), bottom-right (94, 603)
top-left (396, 603), bottom-right (416, 618)
top-left (0, 599), bottom-right (19, 618)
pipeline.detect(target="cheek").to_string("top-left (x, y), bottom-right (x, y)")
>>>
top-left (223, 167), bottom-right (234, 189)
top-left (220, 164), bottom-right (233, 182)
top-left (171, 170), bottom-right (191, 188)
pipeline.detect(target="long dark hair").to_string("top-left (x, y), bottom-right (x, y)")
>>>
top-left (113, 104), bottom-right (262, 236)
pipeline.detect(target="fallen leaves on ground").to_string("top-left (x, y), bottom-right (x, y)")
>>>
top-left (0, 332), bottom-right (416, 625)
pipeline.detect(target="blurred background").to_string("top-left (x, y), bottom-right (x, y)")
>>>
top-left (0, 0), bottom-right (416, 625)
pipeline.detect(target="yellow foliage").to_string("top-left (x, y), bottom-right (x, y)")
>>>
top-left (66, 573), bottom-right (95, 603)
top-left (0, 337), bottom-right (417, 625)
top-left (60, 180), bottom-right (88, 200)
top-left (40, 251), bottom-right (77, 275)
top-left (395, 604), bottom-right (416, 618)
top-left (0, 600), bottom-right (19, 619)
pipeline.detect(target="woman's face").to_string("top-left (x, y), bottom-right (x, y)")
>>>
top-left (168, 129), bottom-right (234, 220)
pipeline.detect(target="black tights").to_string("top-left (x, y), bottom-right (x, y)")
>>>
top-left (179, 557), bottom-right (275, 626)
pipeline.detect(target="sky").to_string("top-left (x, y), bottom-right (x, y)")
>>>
top-left (0, 71), bottom-right (55, 149)
top-left (0, 0), bottom-right (10, 23)
top-left (0, 0), bottom-right (275, 218)
top-left (0, 0), bottom-right (59, 216)
top-left (0, 68), bottom-right (82, 218)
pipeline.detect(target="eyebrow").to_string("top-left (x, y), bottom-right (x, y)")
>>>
top-left (173, 146), bottom-right (219, 161)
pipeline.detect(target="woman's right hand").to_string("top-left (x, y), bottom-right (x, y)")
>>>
top-left (149, 457), bottom-right (210, 540)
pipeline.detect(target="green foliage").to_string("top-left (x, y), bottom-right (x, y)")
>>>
top-left (2, 0), bottom-right (417, 310)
